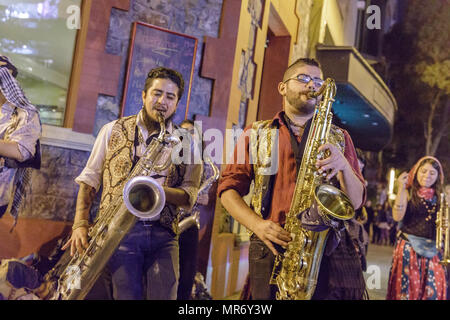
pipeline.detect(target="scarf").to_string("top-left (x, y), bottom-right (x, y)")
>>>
top-left (0, 56), bottom-right (41, 229)
top-left (0, 68), bottom-right (39, 122)
top-left (406, 156), bottom-right (444, 189)
top-left (417, 187), bottom-right (435, 200)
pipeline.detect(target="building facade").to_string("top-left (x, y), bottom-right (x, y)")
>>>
top-left (0, 0), bottom-right (397, 299)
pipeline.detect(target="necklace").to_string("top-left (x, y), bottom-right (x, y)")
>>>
top-left (285, 116), bottom-right (307, 138)
top-left (286, 116), bottom-right (306, 129)
top-left (420, 197), bottom-right (437, 222)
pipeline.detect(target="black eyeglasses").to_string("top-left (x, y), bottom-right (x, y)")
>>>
top-left (284, 73), bottom-right (324, 88)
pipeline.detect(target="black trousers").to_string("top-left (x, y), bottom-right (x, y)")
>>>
top-left (177, 225), bottom-right (199, 300)
top-left (248, 235), bottom-right (278, 300)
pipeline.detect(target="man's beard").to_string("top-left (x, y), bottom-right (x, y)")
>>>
top-left (143, 104), bottom-right (176, 128)
top-left (286, 88), bottom-right (317, 115)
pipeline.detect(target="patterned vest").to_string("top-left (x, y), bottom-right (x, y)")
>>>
top-left (249, 119), bottom-right (346, 220)
top-left (98, 115), bottom-right (136, 218)
top-left (99, 115), bottom-right (184, 234)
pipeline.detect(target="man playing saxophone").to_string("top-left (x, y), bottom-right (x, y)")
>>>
top-left (218, 58), bottom-right (366, 300)
top-left (62, 67), bottom-right (202, 300)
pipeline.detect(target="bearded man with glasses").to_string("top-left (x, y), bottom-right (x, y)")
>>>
top-left (218, 58), bottom-right (367, 300)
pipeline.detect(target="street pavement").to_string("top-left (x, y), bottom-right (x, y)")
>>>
top-left (225, 243), bottom-right (397, 300)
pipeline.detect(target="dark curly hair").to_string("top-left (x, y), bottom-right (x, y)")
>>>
top-left (144, 66), bottom-right (185, 101)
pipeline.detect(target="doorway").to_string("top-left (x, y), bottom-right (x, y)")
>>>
top-left (257, 6), bottom-right (291, 121)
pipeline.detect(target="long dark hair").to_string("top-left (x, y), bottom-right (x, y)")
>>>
top-left (410, 158), bottom-right (443, 208)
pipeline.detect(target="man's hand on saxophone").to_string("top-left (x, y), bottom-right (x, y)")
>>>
top-left (253, 219), bottom-right (292, 256)
top-left (61, 182), bottom-right (96, 256)
top-left (65, 227), bottom-right (89, 257)
top-left (220, 189), bottom-right (292, 256)
top-left (315, 142), bottom-right (349, 180)
top-left (315, 142), bottom-right (365, 209)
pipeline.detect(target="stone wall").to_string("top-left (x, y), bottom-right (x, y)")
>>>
top-left (19, 145), bottom-right (100, 222)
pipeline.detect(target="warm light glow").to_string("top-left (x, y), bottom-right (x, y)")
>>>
top-left (388, 168), bottom-right (395, 193)
top-left (388, 168), bottom-right (395, 199)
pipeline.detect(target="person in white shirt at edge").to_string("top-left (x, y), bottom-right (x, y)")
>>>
top-left (0, 55), bottom-right (41, 223)
top-left (62, 67), bottom-right (202, 300)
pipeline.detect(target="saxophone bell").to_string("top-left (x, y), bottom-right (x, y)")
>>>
top-left (178, 210), bottom-right (201, 234)
top-left (296, 185), bottom-right (354, 229)
top-left (122, 112), bottom-right (170, 221)
top-left (177, 157), bottom-right (220, 234)
top-left (123, 176), bottom-right (166, 221)
top-left (313, 184), bottom-right (354, 225)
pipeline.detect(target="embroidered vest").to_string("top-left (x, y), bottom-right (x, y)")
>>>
top-left (99, 115), bottom-right (136, 218)
top-left (249, 119), bottom-right (346, 221)
top-left (98, 115), bottom-right (185, 235)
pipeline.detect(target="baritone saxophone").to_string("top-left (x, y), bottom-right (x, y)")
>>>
top-left (40, 113), bottom-right (180, 300)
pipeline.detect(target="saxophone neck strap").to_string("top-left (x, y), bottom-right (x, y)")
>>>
top-left (281, 113), bottom-right (312, 173)
top-left (132, 125), bottom-right (158, 169)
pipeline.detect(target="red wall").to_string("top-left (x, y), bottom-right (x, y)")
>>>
top-left (257, 30), bottom-right (291, 121)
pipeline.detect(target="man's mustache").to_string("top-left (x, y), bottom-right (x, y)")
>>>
top-left (304, 90), bottom-right (320, 99)
top-left (153, 103), bottom-right (167, 112)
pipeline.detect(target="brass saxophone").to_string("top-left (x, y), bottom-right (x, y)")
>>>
top-left (270, 78), bottom-right (355, 300)
top-left (178, 156), bottom-right (220, 234)
top-left (436, 192), bottom-right (450, 266)
top-left (41, 114), bottom-right (180, 300)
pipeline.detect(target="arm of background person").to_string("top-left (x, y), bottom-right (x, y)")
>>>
top-left (0, 140), bottom-right (22, 161)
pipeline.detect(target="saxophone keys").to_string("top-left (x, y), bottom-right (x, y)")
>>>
top-left (299, 258), bottom-right (307, 270)
top-left (302, 236), bottom-right (312, 249)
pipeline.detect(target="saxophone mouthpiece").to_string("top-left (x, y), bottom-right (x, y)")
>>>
top-left (307, 91), bottom-right (317, 99)
top-left (308, 80), bottom-right (328, 99)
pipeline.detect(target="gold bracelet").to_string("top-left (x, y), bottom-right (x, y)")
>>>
top-left (72, 219), bottom-right (89, 231)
